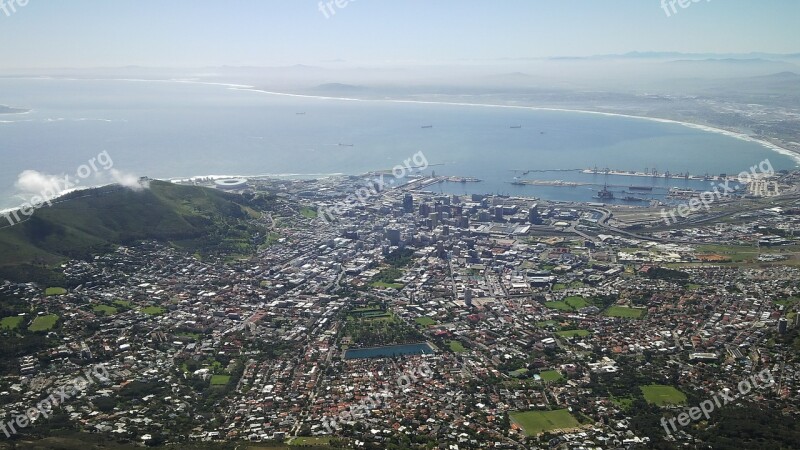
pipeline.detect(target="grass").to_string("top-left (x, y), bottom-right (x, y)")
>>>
top-left (45, 287), bottom-right (67, 296)
top-left (29, 314), bottom-right (59, 332)
top-left (140, 306), bottom-right (166, 316)
top-left (448, 340), bottom-right (467, 353)
top-left (697, 244), bottom-right (758, 262)
top-left (210, 375), bottom-right (231, 386)
top-left (113, 299), bottom-right (133, 308)
top-left (92, 305), bottom-right (118, 316)
top-left (415, 316), bottom-right (437, 326)
top-left (545, 296), bottom-right (592, 312)
top-left (510, 368), bottom-right (529, 378)
top-left (370, 281), bottom-right (404, 289)
top-left (604, 306), bottom-right (645, 319)
top-left (509, 409), bottom-right (580, 436)
top-left (640, 385), bottom-right (687, 406)
top-left (776, 297), bottom-right (800, 308)
top-left (564, 296), bottom-right (589, 309)
top-left (539, 370), bottom-right (564, 382)
top-left (611, 396), bottom-right (634, 410)
top-left (1, 316), bottom-right (23, 330)
top-left (544, 301), bottom-right (572, 311)
top-left (287, 437), bottom-right (333, 446)
top-left (555, 329), bottom-right (591, 338)
top-left (0, 181), bottom-right (268, 284)
top-left (178, 331), bottom-right (202, 340)
top-left (299, 207), bottom-right (318, 219)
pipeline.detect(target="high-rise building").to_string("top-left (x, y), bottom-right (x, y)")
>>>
top-left (403, 194), bottom-right (414, 213)
top-left (529, 203), bottom-right (542, 225)
top-left (386, 228), bottom-right (401, 246)
top-left (419, 203), bottom-right (431, 217)
top-left (494, 207), bottom-right (504, 222)
top-left (778, 318), bottom-right (788, 334)
top-left (429, 212), bottom-right (439, 229)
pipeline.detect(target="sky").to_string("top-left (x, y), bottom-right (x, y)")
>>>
top-left (0, 0), bottom-right (798, 68)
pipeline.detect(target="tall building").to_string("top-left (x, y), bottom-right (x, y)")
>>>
top-left (403, 194), bottom-right (414, 213)
top-left (529, 203), bottom-right (542, 224)
top-left (494, 206), bottom-right (504, 222)
top-left (419, 203), bottom-right (431, 217)
top-left (386, 228), bottom-right (401, 246)
top-left (429, 212), bottom-right (439, 229)
top-left (778, 318), bottom-right (788, 334)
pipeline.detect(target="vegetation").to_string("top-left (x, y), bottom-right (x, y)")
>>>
top-left (299, 206), bottom-right (318, 219)
top-left (342, 305), bottom-right (423, 348)
top-left (447, 340), bottom-right (467, 353)
top-left (0, 315), bottom-right (23, 330)
top-left (604, 306), bottom-right (645, 318)
top-left (210, 374), bottom-right (231, 386)
top-left (140, 306), bottom-right (166, 316)
top-left (372, 268), bottom-right (404, 289)
top-left (0, 181), bottom-right (274, 283)
top-left (29, 314), bottom-right (59, 331)
top-left (45, 287), bottom-right (67, 296)
top-left (555, 329), bottom-right (591, 338)
top-left (646, 267), bottom-right (690, 282)
top-left (539, 370), bottom-right (564, 382)
top-left (92, 305), bottom-right (118, 316)
top-left (385, 248), bottom-right (415, 267)
top-left (509, 409), bottom-right (580, 436)
top-left (414, 316), bottom-right (436, 326)
top-left (640, 384), bottom-right (687, 406)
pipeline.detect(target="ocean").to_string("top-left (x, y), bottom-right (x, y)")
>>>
top-left (1, 78), bottom-right (797, 209)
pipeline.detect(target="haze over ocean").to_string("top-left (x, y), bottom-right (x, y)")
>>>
top-left (1, 78), bottom-right (797, 208)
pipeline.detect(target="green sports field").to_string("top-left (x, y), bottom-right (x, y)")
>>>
top-left (604, 306), bottom-right (645, 318)
top-left (640, 385), bottom-right (687, 406)
top-left (509, 409), bottom-right (580, 436)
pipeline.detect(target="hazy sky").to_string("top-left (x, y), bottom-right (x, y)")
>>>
top-left (1, 0), bottom-right (798, 68)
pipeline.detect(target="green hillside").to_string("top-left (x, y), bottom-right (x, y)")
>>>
top-left (0, 181), bottom-right (269, 283)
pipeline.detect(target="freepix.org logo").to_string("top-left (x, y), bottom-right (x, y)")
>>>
top-left (661, 0), bottom-right (711, 18)
top-left (0, 0), bottom-right (29, 18)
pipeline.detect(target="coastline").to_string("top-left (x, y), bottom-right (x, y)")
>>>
top-left (229, 86), bottom-right (800, 166)
top-left (4, 76), bottom-right (798, 164)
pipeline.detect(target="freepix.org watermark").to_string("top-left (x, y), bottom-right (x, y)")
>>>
top-left (661, 368), bottom-right (774, 437)
top-left (318, 0), bottom-right (355, 19)
top-left (660, 158), bottom-right (774, 226)
top-left (1, 151), bottom-right (116, 228)
top-left (317, 151), bottom-right (429, 224)
top-left (321, 360), bottom-right (433, 433)
top-left (0, 0), bottom-right (28, 18)
top-left (1, 364), bottom-right (110, 439)
top-left (661, 0), bottom-right (711, 18)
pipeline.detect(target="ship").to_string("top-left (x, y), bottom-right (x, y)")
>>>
top-left (510, 125), bottom-right (522, 129)
top-left (421, 125), bottom-right (433, 128)
top-left (594, 184), bottom-right (615, 200)
top-left (629, 185), bottom-right (653, 191)
top-left (622, 196), bottom-right (647, 202)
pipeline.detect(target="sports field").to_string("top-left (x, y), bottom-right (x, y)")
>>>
top-left (509, 409), bottom-right (580, 436)
top-left (640, 385), bottom-right (687, 406)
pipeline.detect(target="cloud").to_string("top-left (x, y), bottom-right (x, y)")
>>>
top-left (110, 169), bottom-right (147, 191)
top-left (14, 170), bottom-right (65, 196)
